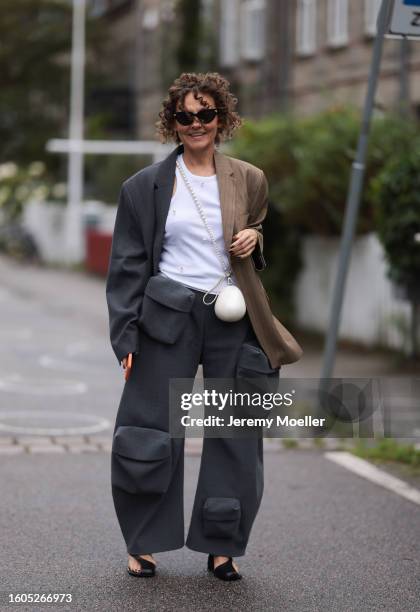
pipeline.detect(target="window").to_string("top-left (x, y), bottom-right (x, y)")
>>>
top-left (89, 0), bottom-right (107, 17)
top-left (107, 0), bottom-right (131, 10)
top-left (88, 0), bottom-right (131, 17)
top-left (364, 0), bottom-right (381, 37)
top-left (240, 0), bottom-right (266, 61)
top-left (327, 0), bottom-right (349, 48)
top-left (219, 0), bottom-right (240, 67)
top-left (296, 0), bottom-right (317, 57)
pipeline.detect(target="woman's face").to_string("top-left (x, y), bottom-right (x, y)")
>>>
top-left (174, 91), bottom-right (219, 152)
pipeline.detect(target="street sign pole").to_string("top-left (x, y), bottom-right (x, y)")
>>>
top-left (65, 0), bottom-right (86, 264)
top-left (321, 0), bottom-right (394, 379)
top-left (398, 37), bottom-right (411, 115)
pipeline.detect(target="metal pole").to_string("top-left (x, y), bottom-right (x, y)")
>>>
top-left (399, 36), bottom-right (410, 115)
top-left (320, 0), bottom-right (393, 379)
top-left (411, 301), bottom-right (419, 358)
top-left (65, 0), bottom-right (86, 264)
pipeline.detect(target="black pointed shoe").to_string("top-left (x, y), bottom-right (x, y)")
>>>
top-left (127, 555), bottom-right (156, 577)
top-left (207, 554), bottom-right (242, 581)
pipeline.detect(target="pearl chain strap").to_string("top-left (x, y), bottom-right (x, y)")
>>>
top-left (176, 159), bottom-right (233, 305)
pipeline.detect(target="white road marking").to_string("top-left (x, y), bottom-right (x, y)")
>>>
top-left (0, 287), bottom-right (10, 301)
top-left (65, 341), bottom-right (91, 356)
top-left (325, 451), bottom-right (420, 506)
top-left (0, 374), bottom-right (87, 395)
top-left (0, 410), bottom-right (110, 435)
top-left (38, 340), bottom-right (108, 372)
top-left (38, 354), bottom-right (97, 373)
top-left (0, 328), bottom-right (33, 339)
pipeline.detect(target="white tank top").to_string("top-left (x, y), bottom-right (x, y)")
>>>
top-left (158, 153), bottom-right (238, 293)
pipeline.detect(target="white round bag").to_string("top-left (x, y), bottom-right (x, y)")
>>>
top-left (214, 284), bottom-right (247, 322)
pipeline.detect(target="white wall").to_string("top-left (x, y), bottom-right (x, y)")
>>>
top-left (22, 200), bottom-right (72, 264)
top-left (295, 233), bottom-right (414, 352)
top-left (22, 200), bottom-right (113, 264)
top-left (22, 202), bottom-right (416, 353)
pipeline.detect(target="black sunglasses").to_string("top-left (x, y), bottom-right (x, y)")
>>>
top-left (173, 108), bottom-right (218, 126)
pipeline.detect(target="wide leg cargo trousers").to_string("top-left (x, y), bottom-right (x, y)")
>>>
top-left (111, 274), bottom-right (280, 557)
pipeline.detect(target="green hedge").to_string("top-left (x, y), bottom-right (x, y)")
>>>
top-left (369, 143), bottom-right (420, 291)
top-left (230, 106), bottom-right (419, 236)
top-left (227, 106), bottom-right (420, 321)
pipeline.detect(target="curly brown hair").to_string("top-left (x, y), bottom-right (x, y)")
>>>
top-left (155, 72), bottom-right (243, 146)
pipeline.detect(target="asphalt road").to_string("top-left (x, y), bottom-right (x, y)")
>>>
top-left (1, 450), bottom-right (419, 612)
top-left (0, 255), bottom-right (419, 611)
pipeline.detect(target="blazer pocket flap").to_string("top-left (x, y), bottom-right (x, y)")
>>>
top-left (203, 497), bottom-right (241, 521)
top-left (237, 343), bottom-right (278, 375)
top-left (144, 275), bottom-right (195, 312)
top-left (112, 425), bottom-right (171, 461)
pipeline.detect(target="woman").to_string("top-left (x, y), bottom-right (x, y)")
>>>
top-left (106, 72), bottom-right (303, 581)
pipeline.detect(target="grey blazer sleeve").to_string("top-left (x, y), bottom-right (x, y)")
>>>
top-left (105, 183), bottom-right (148, 365)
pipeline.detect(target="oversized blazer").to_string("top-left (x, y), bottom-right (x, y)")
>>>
top-left (106, 143), bottom-right (303, 369)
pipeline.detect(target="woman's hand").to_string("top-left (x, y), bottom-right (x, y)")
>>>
top-left (229, 229), bottom-right (259, 259)
top-left (121, 353), bottom-right (133, 381)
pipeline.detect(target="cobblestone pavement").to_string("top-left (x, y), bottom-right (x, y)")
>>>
top-left (0, 435), bottom-right (360, 455)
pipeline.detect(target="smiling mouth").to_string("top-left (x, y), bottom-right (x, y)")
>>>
top-left (189, 132), bottom-right (206, 138)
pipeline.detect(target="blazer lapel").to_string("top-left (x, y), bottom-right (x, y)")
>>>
top-left (152, 145), bottom-right (180, 274)
top-left (152, 143), bottom-right (236, 274)
top-left (214, 147), bottom-right (236, 253)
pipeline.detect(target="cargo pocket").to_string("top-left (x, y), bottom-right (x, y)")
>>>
top-left (235, 343), bottom-right (280, 415)
top-left (112, 425), bottom-right (172, 494)
top-left (236, 343), bottom-right (280, 381)
top-left (138, 275), bottom-right (195, 344)
top-left (202, 497), bottom-right (241, 539)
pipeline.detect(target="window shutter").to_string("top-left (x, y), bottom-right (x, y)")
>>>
top-left (219, 0), bottom-right (240, 67)
top-left (364, 0), bottom-right (381, 37)
top-left (327, 0), bottom-right (349, 48)
top-left (241, 0), bottom-right (266, 61)
top-left (296, 0), bottom-right (317, 57)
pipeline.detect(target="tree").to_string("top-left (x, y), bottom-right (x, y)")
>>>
top-left (0, 0), bottom-right (106, 168)
top-left (175, 0), bottom-right (202, 72)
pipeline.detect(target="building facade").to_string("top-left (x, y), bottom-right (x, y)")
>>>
top-left (90, 0), bottom-right (420, 140)
top-left (218, 0), bottom-right (420, 118)
top-left (290, 0), bottom-right (420, 116)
